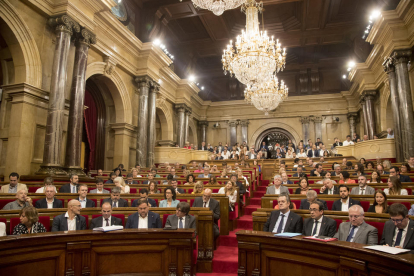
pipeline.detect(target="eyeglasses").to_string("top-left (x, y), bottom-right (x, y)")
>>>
top-left (349, 215), bottom-right (361, 219)
top-left (309, 208), bottom-right (319, 212)
top-left (391, 218), bottom-right (405, 224)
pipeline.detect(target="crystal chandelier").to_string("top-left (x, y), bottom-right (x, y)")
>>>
top-left (244, 77), bottom-right (288, 115)
top-left (222, 0), bottom-right (286, 86)
top-left (181, 0), bottom-right (245, 16)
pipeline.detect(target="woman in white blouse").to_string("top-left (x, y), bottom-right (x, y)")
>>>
top-left (35, 177), bottom-right (57, 193)
top-left (384, 176), bottom-right (408, 195)
top-left (218, 181), bottom-right (238, 212)
top-left (297, 148), bottom-right (307, 158)
top-left (114, 177), bottom-right (130, 194)
top-left (237, 169), bottom-right (249, 187)
top-left (285, 149), bottom-right (294, 159)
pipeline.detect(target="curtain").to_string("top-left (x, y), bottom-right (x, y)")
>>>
top-left (84, 90), bottom-right (98, 171)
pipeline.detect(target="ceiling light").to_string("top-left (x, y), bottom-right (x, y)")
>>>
top-left (201, 86), bottom-right (204, 90)
top-left (348, 61), bottom-right (356, 68)
top-left (189, 75), bottom-right (196, 82)
top-left (371, 10), bottom-right (381, 19)
top-left (185, 0), bottom-right (245, 16)
top-left (342, 75), bottom-right (347, 79)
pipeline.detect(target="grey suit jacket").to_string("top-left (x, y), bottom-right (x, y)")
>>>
top-left (302, 216), bottom-right (337, 237)
top-left (266, 185), bottom-right (290, 195)
top-left (90, 189), bottom-right (110, 194)
top-left (334, 221), bottom-right (378, 245)
top-left (350, 186), bottom-right (376, 195)
top-left (51, 213), bottom-right (87, 232)
top-left (165, 214), bottom-right (196, 229)
top-left (380, 219), bottom-right (414, 249)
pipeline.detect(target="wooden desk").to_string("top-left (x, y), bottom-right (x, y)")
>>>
top-left (237, 230), bottom-right (414, 276)
top-left (0, 229), bottom-right (195, 276)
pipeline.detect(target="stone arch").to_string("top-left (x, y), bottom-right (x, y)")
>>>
top-left (188, 118), bottom-right (198, 146)
top-left (0, 0), bottom-right (42, 88)
top-left (156, 100), bottom-right (173, 141)
top-left (250, 122), bottom-right (301, 149)
top-left (85, 62), bottom-right (132, 124)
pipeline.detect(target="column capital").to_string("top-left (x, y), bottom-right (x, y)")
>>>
top-left (48, 14), bottom-right (80, 36)
top-left (135, 75), bottom-right (155, 88)
top-left (175, 103), bottom-right (187, 112)
top-left (104, 56), bottom-right (117, 76)
top-left (185, 106), bottom-right (192, 114)
top-left (199, 121), bottom-right (209, 127)
top-left (347, 112), bottom-right (358, 119)
top-left (362, 90), bottom-right (377, 100)
top-left (228, 120), bottom-right (238, 127)
top-left (76, 27), bottom-right (96, 47)
top-left (383, 56), bottom-right (396, 74)
top-left (392, 49), bottom-right (412, 65)
top-left (150, 83), bottom-right (161, 93)
top-left (311, 116), bottom-right (323, 123)
top-left (299, 116), bottom-right (310, 124)
top-left (240, 119), bottom-right (249, 126)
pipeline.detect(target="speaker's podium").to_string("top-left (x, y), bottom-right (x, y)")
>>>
top-left (0, 229), bottom-right (195, 276)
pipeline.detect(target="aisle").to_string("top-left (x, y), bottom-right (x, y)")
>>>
top-left (197, 180), bottom-right (266, 276)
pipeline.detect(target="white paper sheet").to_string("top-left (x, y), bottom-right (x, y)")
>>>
top-left (363, 245), bottom-right (410, 255)
top-left (93, 225), bottom-right (124, 232)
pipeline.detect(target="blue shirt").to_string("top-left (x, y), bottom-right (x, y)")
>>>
top-left (159, 199), bottom-right (180, 208)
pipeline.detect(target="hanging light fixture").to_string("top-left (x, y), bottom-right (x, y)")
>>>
top-left (181, 0), bottom-right (245, 16)
top-left (244, 76), bottom-right (288, 115)
top-left (222, 0), bottom-right (286, 86)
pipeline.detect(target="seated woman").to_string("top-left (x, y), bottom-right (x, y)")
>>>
top-left (244, 162), bottom-right (250, 168)
top-left (183, 141), bottom-right (191, 149)
top-left (184, 174), bottom-right (195, 186)
top-left (36, 177), bottom-right (57, 193)
top-left (183, 170), bottom-right (191, 178)
top-left (400, 163), bottom-right (411, 174)
top-left (353, 164), bottom-right (366, 176)
top-left (384, 176), bottom-right (408, 195)
top-left (113, 168), bottom-right (122, 177)
top-left (285, 149), bottom-right (294, 159)
top-left (13, 206), bottom-right (47, 235)
top-left (218, 181), bottom-right (238, 212)
top-left (159, 187), bottom-right (180, 207)
top-left (191, 182), bottom-right (204, 195)
top-left (148, 181), bottom-right (160, 194)
top-left (367, 190), bottom-right (389, 213)
top-left (359, 158), bottom-right (366, 166)
top-left (338, 171), bottom-right (356, 184)
top-left (131, 168), bottom-right (141, 178)
top-left (220, 169), bottom-right (228, 178)
top-left (210, 165), bottom-right (219, 173)
top-left (316, 171), bottom-right (337, 184)
top-left (297, 148), bottom-right (307, 158)
top-left (237, 169), bottom-right (249, 187)
top-left (383, 160), bottom-right (392, 171)
top-left (367, 170), bottom-right (382, 183)
top-left (365, 161), bottom-right (375, 170)
top-left (295, 177), bottom-right (311, 195)
top-left (114, 177), bottom-right (130, 194)
top-left (208, 175), bottom-right (218, 185)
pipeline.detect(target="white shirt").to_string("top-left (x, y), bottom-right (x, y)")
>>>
top-left (202, 199), bottom-right (210, 208)
top-left (341, 198), bottom-right (350, 212)
top-left (297, 153), bottom-right (307, 157)
top-left (348, 225), bottom-right (360, 242)
top-left (274, 186), bottom-right (281, 195)
top-left (102, 216), bottom-right (111, 227)
top-left (79, 197), bottom-right (87, 208)
top-left (326, 187), bottom-right (335, 194)
top-left (221, 151), bottom-right (231, 159)
top-left (46, 199), bottom-right (54, 209)
top-left (392, 221), bottom-right (409, 248)
top-left (384, 188), bottom-right (408, 195)
top-left (36, 187), bottom-right (57, 193)
top-left (96, 189), bottom-right (104, 194)
top-left (359, 186), bottom-right (367, 195)
top-left (343, 140), bottom-right (354, 146)
top-left (311, 216), bottom-right (324, 236)
top-left (177, 216), bottom-right (186, 228)
top-left (138, 215), bottom-right (148, 229)
top-left (272, 210), bottom-right (290, 233)
top-left (65, 212), bottom-right (77, 231)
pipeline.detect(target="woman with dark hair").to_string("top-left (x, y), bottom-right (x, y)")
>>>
top-left (359, 158), bottom-right (366, 165)
top-left (148, 181), bottom-right (160, 194)
top-left (367, 190), bottom-right (389, 213)
top-left (159, 186), bottom-right (180, 207)
top-left (353, 164), bottom-right (366, 176)
top-left (113, 168), bottom-right (121, 177)
top-left (331, 162), bottom-right (339, 171)
top-left (400, 163), bottom-right (411, 174)
top-left (184, 174), bottom-right (195, 186)
top-left (384, 176), bottom-right (408, 195)
top-left (13, 206), bottom-right (47, 235)
top-left (295, 177), bottom-right (311, 195)
top-left (338, 171), bottom-right (355, 184)
top-left (365, 161), bottom-right (375, 170)
top-left (367, 170), bottom-right (382, 183)
top-left (208, 175), bottom-right (218, 185)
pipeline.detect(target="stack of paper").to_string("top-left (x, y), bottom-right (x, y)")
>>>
top-left (363, 245), bottom-right (410, 255)
top-left (93, 225), bottom-right (124, 232)
top-left (274, 233), bottom-right (302, 238)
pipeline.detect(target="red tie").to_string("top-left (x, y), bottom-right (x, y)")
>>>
top-left (203, 202), bottom-right (206, 207)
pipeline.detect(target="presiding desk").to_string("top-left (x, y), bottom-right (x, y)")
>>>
top-left (0, 229), bottom-right (195, 276)
top-left (237, 230), bottom-right (414, 276)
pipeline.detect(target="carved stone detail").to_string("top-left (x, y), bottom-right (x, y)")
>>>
top-left (168, 265), bottom-right (177, 276)
top-left (36, 165), bottom-right (68, 176)
top-left (135, 75), bottom-right (155, 89)
top-left (382, 56), bottom-right (396, 73)
top-left (392, 49), bottom-right (412, 65)
top-left (104, 56), bottom-right (117, 76)
top-left (48, 14), bottom-right (80, 36)
top-left (299, 116), bottom-right (310, 124)
top-left (205, 249), bottom-right (213, 260)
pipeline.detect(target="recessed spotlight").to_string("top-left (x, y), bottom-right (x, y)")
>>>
top-left (189, 75), bottom-right (195, 82)
top-left (342, 75), bottom-right (347, 79)
top-left (348, 61), bottom-right (356, 68)
top-left (201, 86), bottom-right (205, 90)
top-left (154, 39), bottom-right (161, 46)
top-left (371, 10), bottom-right (381, 19)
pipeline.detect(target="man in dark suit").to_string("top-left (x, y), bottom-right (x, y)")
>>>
top-left (132, 188), bottom-right (157, 207)
top-left (90, 202), bottom-right (123, 229)
top-left (292, 166), bottom-right (305, 177)
top-left (76, 184), bottom-right (96, 208)
top-left (51, 200), bottom-right (87, 231)
top-left (281, 172), bottom-right (293, 184)
top-left (310, 163), bottom-right (324, 177)
top-left (260, 141), bottom-right (268, 151)
top-left (35, 185), bottom-right (63, 209)
top-left (59, 174), bottom-right (79, 193)
top-left (320, 178), bottom-right (339, 195)
top-left (307, 145), bottom-right (319, 158)
top-left (331, 165), bottom-right (342, 176)
top-left (299, 190), bottom-right (328, 210)
top-left (102, 187), bottom-right (129, 207)
top-left (192, 188), bottom-right (220, 239)
top-left (200, 141), bottom-right (208, 151)
top-left (332, 185), bottom-right (361, 211)
top-left (125, 198), bottom-right (162, 229)
top-left (125, 173), bottom-right (138, 185)
top-left (165, 202), bottom-right (196, 230)
top-left (171, 179), bottom-right (185, 194)
top-left (303, 200), bottom-right (336, 237)
top-left (380, 203), bottom-right (414, 249)
top-left (143, 173), bottom-right (157, 185)
top-left (263, 193), bottom-right (303, 233)
top-left (331, 137), bottom-right (342, 149)
top-left (390, 166), bottom-right (412, 182)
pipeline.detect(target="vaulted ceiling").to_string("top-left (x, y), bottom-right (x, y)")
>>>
top-left (131, 0), bottom-right (400, 101)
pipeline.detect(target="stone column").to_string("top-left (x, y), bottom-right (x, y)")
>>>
top-left (199, 121), bottom-right (208, 145)
top-left (240, 120), bottom-right (249, 145)
top-left (393, 50), bottom-right (414, 159)
top-left (147, 83), bottom-right (159, 168)
top-left (37, 15), bottom-right (80, 175)
top-left (64, 28), bottom-right (96, 175)
top-left (312, 116), bottom-right (323, 142)
top-left (135, 76), bottom-right (154, 167)
top-left (184, 107), bottom-right (192, 144)
top-left (360, 98), bottom-right (369, 137)
top-left (300, 117), bottom-right (310, 143)
top-left (362, 90), bottom-right (377, 140)
top-left (347, 113), bottom-right (358, 139)
top-left (229, 120), bottom-right (237, 146)
top-left (175, 104), bottom-right (186, 147)
top-left (236, 120), bottom-right (242, 144)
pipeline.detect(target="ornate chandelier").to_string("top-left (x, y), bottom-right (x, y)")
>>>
top-left (182, 0), bottom-right (245, 16)
top-left (244, 77), bottom-right (288, 115)
top-left (222, 0), bottom-right (286, 86)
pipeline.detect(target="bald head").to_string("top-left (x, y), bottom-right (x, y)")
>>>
top-left (202, 188), bottom-right (212, 203)
top-left (68, 199), bottom-right (81, 215)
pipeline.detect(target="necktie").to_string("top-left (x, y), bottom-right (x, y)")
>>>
top-left (312, 220), bottom-right (319, 236)
top-left (360, 189), bottom-right (365, 195)
top-left (395, 228), bottom-right (404, 247)
top-left (112, 201), bottom-right (116, 208)
top-left (105, 218), bottom-right (109, 226)
top-left (276, 214), bottom-right (285, 233)
top-left (179, 218), bottom-right (183, 229)
top-left (203, 202), bottom-right (206, 207)
top-left (72, 186), bottom-right (75, 193)
top-left (346, 226), bottom-right (357, 242)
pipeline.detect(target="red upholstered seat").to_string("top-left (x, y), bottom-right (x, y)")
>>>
top-left (326, 200), bottom-right (334, 210)
top-left (272, 200), bottom-right (278, 208)
top-left (291, 200), bottom-right (301, 209)
top-left (365, 221), bottom-right (385, 244)
top-left (359, 201), bottom-right (370, 212)
top-left (163, 214), bottom-right (174, 227)
top-left (334, 219), bottom-right (342, 231)
top-left (406, 188), bottom-right (412, 195)
top-left (313, 188), bottom-right (320, 194)
top-left (0, 199), bottom-right (16, 209)
top-left (188, 189), bottom-right (193, 194)
top-left (388, 201), bottom-right (411, 210)
top-left (152, 199), bottom-right (159, 207)
top-left (10, 217), bottom-right (20, 234)
top-left (130, 188), bottom-right (137, 194)
top-left (38, 216), bottom-right (51, 231)
top-left (28, 187), bottom-right (39, 193)
top-left (212, 189), bottom-right (219, 193)
top-left (262, 180), bottom-right (269, 186)
top-left (288, 189), bottom-right (293, 194)
top-left (190, 199), bottom-right (195, 207)
top-left (178, 199), bottom-right (188, 203)
top-left (308, 180), bottom-right (314, 184)
top-left (82, 215), bottom-right (89, 229)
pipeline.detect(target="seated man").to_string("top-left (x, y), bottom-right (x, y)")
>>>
top-left (266, 175), bottom-right (290, 195)
top-left (125, 198), bottom-right (162, 229)
top-left (125, 173), bottom-right (138, 185)
top-left (332, 185), bottom-right (361, 211)
top-left (76, 184), bottom-right (96, 208)
top-left (90, 202), bottom-right (122, 229)
top-left (96, 169), bottom-right (104, 176)
top-left (263, 193), bottom-right (303, 233)
top-left (0, 172), bottom-right (28, 193)
top-left (59, 174), bottom-right (79, 193)
top-left (105, 172), bottom-right (117, 184)
top-left (342, 135), bottom-right (355, 146)
top-left (281, 172), bottom-right (293, 184)
top-left (334, 205), bottom-right (378, 245)
top-left (51, 199), bottom-right (86, 231)
top-left (320, 178), bottom-right (339, 195)
top-left (132, 188), bottom-right (157, 207)
top-left (198, 166), bottom-right (212, 178)
top-left (165, 202), bottom-right (196, 230)
top-left (102, 187), bottom-right (129, 207)
top-left (35, 185), bottom-right (63, 209)
top-left (307, 145), bottom-right (319, 158)
top-left (310, 163), bottom-right (324, 177)
top-left (350, 176), bottom-right (375, 195)
top-left (299, 190), bottom-right (328, 210)
top-left (171, 179), bottom-right (184, 194)
top-left (143, 173), bottom-right (156, 185)
top-left (380, 203), bottom-right (414, 249)
top-left (292, 166), bottom-right (304, 177)
top-left (390, 166), bottom-right (411, 182)
top-left (377, 164), bottom-right (389, 175)
top-left (303, 200), bottom-right (336, 237)
top-left (331, 165), bottom-right (342, 176)
top-left (2, 189), bottom-right (32, 210)
top-left (192, 189), bottom-right (220, 239)
top-left (90, 178), bottom-right (109, 194)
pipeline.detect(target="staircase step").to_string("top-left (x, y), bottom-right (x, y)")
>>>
top-left (244, 205), bottom-right (260, 215)
top-left (212, 246), bottom-right (239, 273)
top-left (219, 232), bottom-right (238, 247)
top-left (249, 198), bottom-right (261, 205)
top-left (253, 191), bottom-right (265, 197)
top-left (237, 215), bottom-right (253, 229)
top-left (257, 186), bottom-right (267, 191)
